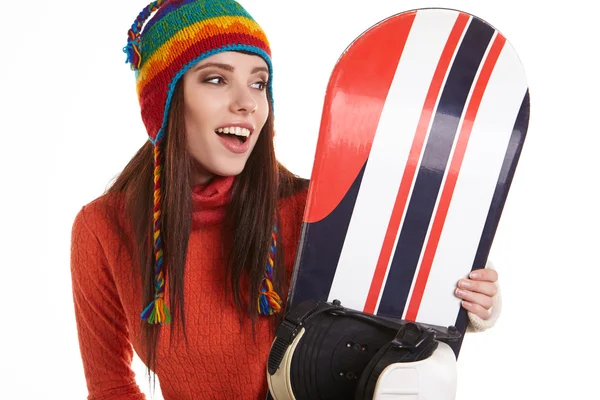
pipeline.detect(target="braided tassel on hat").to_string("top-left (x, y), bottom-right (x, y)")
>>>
top-left (123, 0), bottom-right (166, 71)
top-left (140, 137), bottom-right (172, 325)
top-left (258, 219), bottom-right (282, 315)
top-left (123, 0), bottom-right (171, 325)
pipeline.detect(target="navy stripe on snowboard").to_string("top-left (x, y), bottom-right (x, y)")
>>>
top-left (286, 163), bottom-right (367, 310)
top-left (448, 89), bottom-right (530, 357)
top-left (377, 18), bottom-right (495, 318)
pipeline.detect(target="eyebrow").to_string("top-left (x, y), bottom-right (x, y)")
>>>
top-left (192, 62), bottom-right (269, 75)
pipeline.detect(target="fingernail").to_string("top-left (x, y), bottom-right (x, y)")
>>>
top-left (470, 271), bottom-right (480, 279)
top-left (459, 279), bottom-right (470, 289)
top-left (456, 288), bottom-right (465, 297)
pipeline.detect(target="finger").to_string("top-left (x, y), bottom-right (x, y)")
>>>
top-left (457, 279), bottom-right (498, 297)
top-left (455, 288), bottom-right (494, 310)
top-left (469, 268), bottom-right (498, 282)
top-left (460, 300), bottom-right (491, 320)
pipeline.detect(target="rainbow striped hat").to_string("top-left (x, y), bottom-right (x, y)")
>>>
top-left (125, 0), bottom-right (274, 143)
top-left (123, 0), bottom-right (280, 325)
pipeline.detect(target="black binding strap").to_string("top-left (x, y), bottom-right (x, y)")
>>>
top-left (267, 300), bottom-right (344, 375)
top-left (267, 299), bottom-right (461, 376)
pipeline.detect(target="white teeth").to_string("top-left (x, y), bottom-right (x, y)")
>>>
top-left (216, 127), bottom-right (251, 137)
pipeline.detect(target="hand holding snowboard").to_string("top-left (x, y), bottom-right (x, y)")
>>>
top-left (456, 267), bottom-right (499, 321)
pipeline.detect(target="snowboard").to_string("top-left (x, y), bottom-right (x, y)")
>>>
top-left (284, 7), bottom-right (529, 359)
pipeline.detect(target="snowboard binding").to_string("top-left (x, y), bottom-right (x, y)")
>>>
top-left (267, 299), bottom-right (461, 400)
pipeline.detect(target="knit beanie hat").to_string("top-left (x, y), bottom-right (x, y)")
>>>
top-left (123, 0), bottom-right (280, 325)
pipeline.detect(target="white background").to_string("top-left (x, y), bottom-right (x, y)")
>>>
top-left (1, 0), bottom-right (598, 399)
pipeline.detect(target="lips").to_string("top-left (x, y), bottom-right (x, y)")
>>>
top-left (214, 123), bottom-right (253, 154)
top-left (216, 131), bottom-right (252, 154)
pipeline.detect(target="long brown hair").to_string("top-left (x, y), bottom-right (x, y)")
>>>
top-left (102, 74), bottom-right (306, 383)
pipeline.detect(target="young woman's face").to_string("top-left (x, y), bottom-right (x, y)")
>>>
top-left (182, 51), bottom-right (270, 185)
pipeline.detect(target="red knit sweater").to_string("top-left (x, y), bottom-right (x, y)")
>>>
top-left (70, 176), bottom-right (308, 400)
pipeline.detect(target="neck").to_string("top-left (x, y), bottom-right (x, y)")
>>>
top-left (190, 170), bottom-right (216, 186)
top-left (191, 175), bottom-right (234, 229)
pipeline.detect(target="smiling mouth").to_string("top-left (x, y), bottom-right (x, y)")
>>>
top-left (215, 127), bottom-right (251, 143)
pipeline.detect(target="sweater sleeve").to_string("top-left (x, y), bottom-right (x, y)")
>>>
top-left (70, 206), bottom-right (146, 400)
top-left (466, 259), bottom-right (502, 332)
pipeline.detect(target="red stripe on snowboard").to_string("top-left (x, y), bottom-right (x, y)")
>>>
top-left (363, 13), bottom-right (470, 314)
top-left (404, 33), bottom-right (507, 321)
top-left (305, 13), bottom-right (416, 224)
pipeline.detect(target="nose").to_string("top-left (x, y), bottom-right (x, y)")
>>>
top-left (230, 83), bottom-right (258, 114)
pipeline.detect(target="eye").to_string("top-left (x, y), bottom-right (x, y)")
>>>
top-left (251, 80), bottom-right (268, 90)
top-left (204, 76), bottom-right (225, 85)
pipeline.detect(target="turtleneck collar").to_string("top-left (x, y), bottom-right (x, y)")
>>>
top-left (191, 175), bottom-right (234, 229)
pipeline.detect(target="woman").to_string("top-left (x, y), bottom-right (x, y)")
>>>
top-left (70, 0), bottom-right (501, 399)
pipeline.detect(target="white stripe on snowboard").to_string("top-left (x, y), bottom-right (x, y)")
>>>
top-left (326, 10), bottom-right (460, 310)
top-left (400, 24), bottom-right (493, 321)
top-left (415, 37), bottom-right (528, 327)
top-left (388, 14), bottom-right (471, 317)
